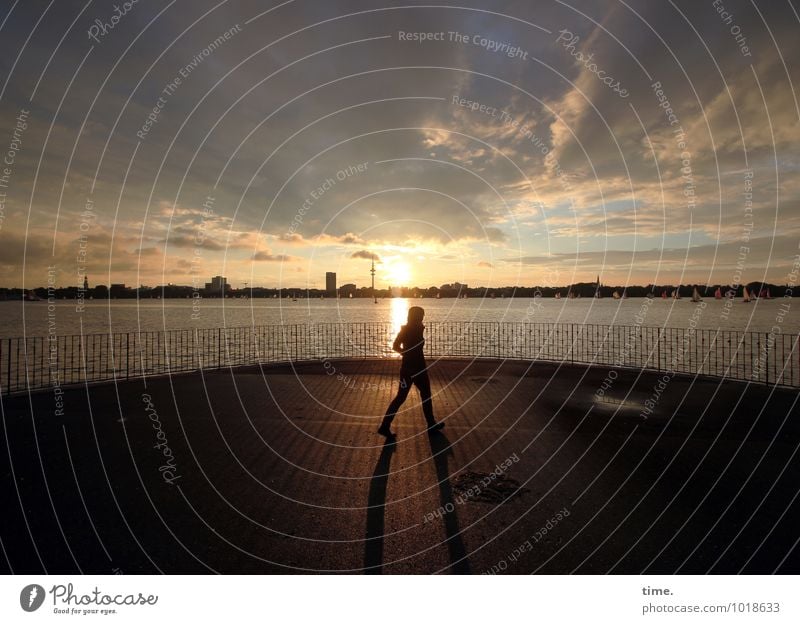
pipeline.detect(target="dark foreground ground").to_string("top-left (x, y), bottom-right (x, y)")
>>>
top-left (1, 358), bottom-right (799, 574)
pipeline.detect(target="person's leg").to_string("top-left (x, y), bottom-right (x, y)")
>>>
top-left (412, 370), bottom-right (437, 426)
top-left (378, 373), bottom-right (411, 434)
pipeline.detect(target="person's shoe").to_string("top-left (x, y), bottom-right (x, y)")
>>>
top-left (377, 423), bottom-right (395, 438)
top-left (427, 421), bottom-right (445, 433)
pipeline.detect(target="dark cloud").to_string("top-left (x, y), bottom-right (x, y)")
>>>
top-left (334, 232), bottom-right (366, 245)
top-left (163, 235), bottom-right (226, 251)
top-left (350, 250), bottom-right (380, 261)
top-left (252, 251), bottom-right (293, 262)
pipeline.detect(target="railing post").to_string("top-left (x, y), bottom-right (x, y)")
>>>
top-left (657, 330), bottom-right (661, 372)
top-left (217, 327), bottom-right (222, 369)
top-left (570, 324), bottom-right (574, 363)
top-left (6, 338), bottom-right (10, 396)
top-left (753, 333), bottom-right (759, 382)
top-left (765, 332), bottom-right (769, 386)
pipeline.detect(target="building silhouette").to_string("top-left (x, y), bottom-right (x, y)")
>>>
top-left (204, 275), bottom-right (230, 297)
top-left (109, 283), bottom-right (128, 298)
top-left (339, 283), bottom-right (357, 297)
top-left (325, 272), bottom-right (336, 296)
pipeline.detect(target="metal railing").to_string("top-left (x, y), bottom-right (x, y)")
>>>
top-left (1, 322), bottom-right (798, 396)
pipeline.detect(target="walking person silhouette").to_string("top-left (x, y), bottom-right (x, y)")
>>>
top-left (378, 306), bottom-right (444, 438)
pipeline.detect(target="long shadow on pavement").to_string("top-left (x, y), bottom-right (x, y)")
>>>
top-left (428, 431), bottom-right (471, 574)
top-left (364, 438), bottom-right (397, 573)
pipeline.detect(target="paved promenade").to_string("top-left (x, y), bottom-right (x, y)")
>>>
top-left (1, 359), bottom-right (798, 573)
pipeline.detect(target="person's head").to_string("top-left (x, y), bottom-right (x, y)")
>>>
top-left (407, 306), bottom-right (425, 325)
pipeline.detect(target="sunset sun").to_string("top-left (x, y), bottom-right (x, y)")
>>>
top-left (386, 260), bottom-right (412, 286)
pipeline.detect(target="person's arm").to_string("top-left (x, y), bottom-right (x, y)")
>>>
top-left (392, 327), bottom-right (405, 354)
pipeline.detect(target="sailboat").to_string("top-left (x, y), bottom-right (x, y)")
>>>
top-left (691, 287), bottom-right (702, 302)
top-left (661, 290), bottom-right (667, 299)
top-left (714, 287), bottom-right (722, 300)
top-left (765, 289), bottom-right (773, 299)
top-left (612, 290), bottom-right (621, 299)
top-left (742, 286), bottom-right (752, 302)
top-left (621, 288), bottom-right (628, 299)
top-left (554, 292), bottom-right (561, 299)
top-left (671, 289), bottom-right (681, 300)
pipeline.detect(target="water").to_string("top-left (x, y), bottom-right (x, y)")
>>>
top-left (3, 298), bottom-right (798, 393)
top-left (1, 296), bottom-right (797, 338)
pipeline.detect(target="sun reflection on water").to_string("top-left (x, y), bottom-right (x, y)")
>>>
top-left (388, 298), bottom-right (409, 357)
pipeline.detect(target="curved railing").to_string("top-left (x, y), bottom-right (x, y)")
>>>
top-left (1, 322), bottom-right (798, 395)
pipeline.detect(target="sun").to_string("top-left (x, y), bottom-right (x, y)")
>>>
top-left (386, 260), bottom-right (412, 286)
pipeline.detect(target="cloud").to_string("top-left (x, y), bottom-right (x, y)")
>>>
top-left (252, 250), bottom-right (293, 262)
top-left (351, 250), bottom-right (380, 261)
top-left (162, 235), bottom-right (225, 251)
top-left (477, 261), bottom-right (494, 268)
top-left (277, 232), bottom-right (305, 244)
top-left (331, 232), bottom-right (365, 245)
top-left (314, 232), bottom-right (367, 246)
top-left (274, 232), bottom-right (366, 247)
top-left (133, 247), bottom-right (161, 256)
top-left (484, 227), bottom-right (507, 243)
top-left (0, 231), bottom-right (53, 265)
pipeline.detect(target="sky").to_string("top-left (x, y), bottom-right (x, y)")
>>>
top-left (0, 0), bottom-right (798, 291)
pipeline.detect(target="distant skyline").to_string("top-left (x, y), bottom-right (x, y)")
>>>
top-left (3, 274), bottom-right (790, 294)
top-left (1, 1), bottom-right (798, 290)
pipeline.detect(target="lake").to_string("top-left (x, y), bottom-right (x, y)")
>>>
top-left (1, 296), bottom-right (796, 338)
